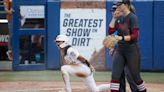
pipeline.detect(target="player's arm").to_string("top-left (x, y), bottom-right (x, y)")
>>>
top-left (68, 47), bottom-right (90, 66)
top-left (68, 48), bottom-right (91, 67)
top-left (77, 56), bottom-right (91, 67)
top-left (115, 15), bottom-right (139, 41)
top-left (109, 9), bottom-right (121, 35)
top-left (69, 48), bottom-right (94, 71)
top-left (77, 56), bottom-right (95, 72)
top-left (108, 18), bottom-right (117, 35)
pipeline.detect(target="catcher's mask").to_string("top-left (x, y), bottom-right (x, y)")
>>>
top-left (55, 35), bottom-right (69, 48)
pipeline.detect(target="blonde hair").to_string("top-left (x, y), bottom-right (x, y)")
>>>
top-left (129, 4), bottom-right (136, 14)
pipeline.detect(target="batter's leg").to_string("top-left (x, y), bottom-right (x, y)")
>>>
top-left (61, 66), bottom-right (72, 92)
top-left (84, 73), bottom-right (110, 92)
top-left (61, 64), bottom-right (91, 92)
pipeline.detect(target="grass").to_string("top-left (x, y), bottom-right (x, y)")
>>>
top-left (0, 71), bottom-right (164, 83)
top-left (141, 72), bottom-right (164, 83)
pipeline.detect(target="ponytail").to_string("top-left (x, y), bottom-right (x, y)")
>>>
top-left (129, 4), bottom-right (136, 14)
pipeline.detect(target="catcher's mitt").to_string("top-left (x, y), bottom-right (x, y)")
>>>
top-left (103, 35), bottom-right (119, 49)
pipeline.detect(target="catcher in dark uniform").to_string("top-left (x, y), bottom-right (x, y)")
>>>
top-left (104, 0), bottom-right (147, 92)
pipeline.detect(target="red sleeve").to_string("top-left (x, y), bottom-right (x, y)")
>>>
top-left (108, 27), bottom-right (116, 35)
top-left (130, 28), bottom-right (139, 41)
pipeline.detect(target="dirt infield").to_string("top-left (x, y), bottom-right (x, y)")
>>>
top-left (0, 81), bottom-right (163, 92)
top-left (0, 82), bottom-right (88, 92)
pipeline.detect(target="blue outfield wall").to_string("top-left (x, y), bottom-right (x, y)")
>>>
top-left (10, 0), bottom-right (164, 71)
top-left (154, 1), bottom-right (164, 70)
top-left (47, 0), bottom-right (61, 69)
top-left (106, 2), bottom-right (113, 70)
top-left (45, 1), bottom-right (164, 71)
top-left (133, 2), bottom-right (153, 70)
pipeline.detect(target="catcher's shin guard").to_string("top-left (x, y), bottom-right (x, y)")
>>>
top-left (136, 80), bottom-right (147, 92)
top-left (110, 80), bottom-right (120, 92)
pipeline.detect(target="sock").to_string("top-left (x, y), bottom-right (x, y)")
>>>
top-left (110, 80), bottom-right (120, 92)
top-left (136, 80), bottom-right (147, 92)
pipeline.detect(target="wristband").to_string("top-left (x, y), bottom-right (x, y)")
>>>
top-left (84, 60), bottom-right (90, 67)
top-left (122, 35), bottom-right (124, 41)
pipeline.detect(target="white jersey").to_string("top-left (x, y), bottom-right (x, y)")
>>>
top-left (64, 47), bottom-right (82, 64)
top-left (61, 47), bottom-right (110, 92)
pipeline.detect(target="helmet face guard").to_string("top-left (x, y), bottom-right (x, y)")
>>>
top-left (59, 42), bottom-right (69, 48)
top-left (55, 35), bottom-right (69, 48)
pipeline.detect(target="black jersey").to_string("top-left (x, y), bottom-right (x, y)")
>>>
top-left (115, 13), bottom-right (139, 45)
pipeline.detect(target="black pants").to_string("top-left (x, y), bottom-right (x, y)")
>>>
top-left (112, 44), bottom-right (142, 91)
top-left (119, 66), bottom-right (138, 92)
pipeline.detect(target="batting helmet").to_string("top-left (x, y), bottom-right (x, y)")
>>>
top-left (55, 35), bottom-right (70, 48)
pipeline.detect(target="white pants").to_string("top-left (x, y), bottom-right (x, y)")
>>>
top-left (61, 64), bottom-right (110, 92)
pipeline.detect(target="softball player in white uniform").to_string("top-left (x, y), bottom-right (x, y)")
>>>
top-left (55, 35), bottom-right (110, 92)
